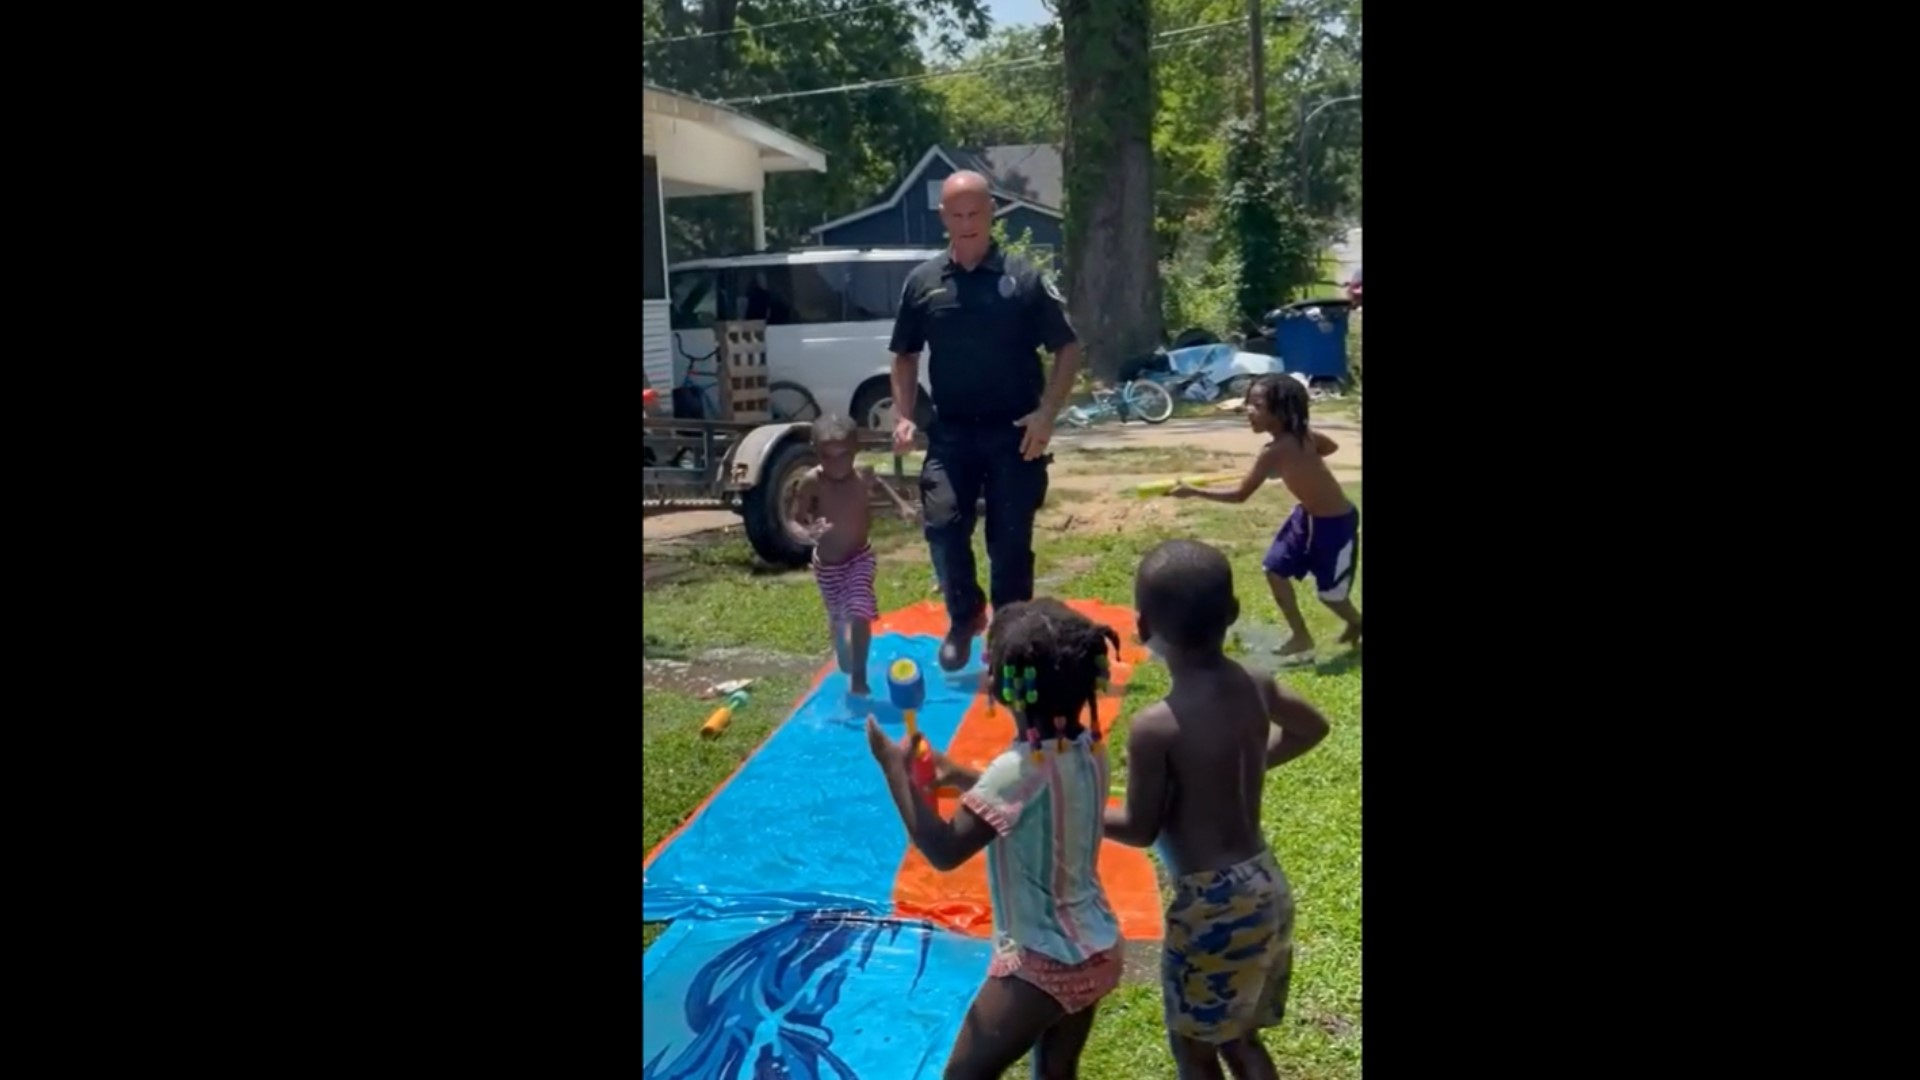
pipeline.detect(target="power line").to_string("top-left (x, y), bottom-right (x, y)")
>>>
top-left (645, 1), bottom-right (906, 48)
top-left (717, 18), bottom-right (1247, 106)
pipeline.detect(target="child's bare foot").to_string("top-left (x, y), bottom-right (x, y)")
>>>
top-left (1339, 621), bottom-right (1362, 647)
top-left (1277, 635), bottom-right (1316, 664)
top-left (848, 681), bottom-right (871, 698)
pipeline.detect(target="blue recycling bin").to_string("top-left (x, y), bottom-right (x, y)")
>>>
top-left (1269, 298), bottom-right (1353, 380)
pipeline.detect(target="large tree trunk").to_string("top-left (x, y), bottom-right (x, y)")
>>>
top-left (1060, 0), bottom-right (1161, 384)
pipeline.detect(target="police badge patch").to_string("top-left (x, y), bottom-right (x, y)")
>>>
top-left (998, 274), bottom-right (1016, 299)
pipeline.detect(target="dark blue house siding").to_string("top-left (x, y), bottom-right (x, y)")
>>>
top-left (816, 153), bottom-right (1065, 256)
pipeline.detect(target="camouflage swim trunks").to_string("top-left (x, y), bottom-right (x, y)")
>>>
top-left (1161, 849), bottom-right (1295, 1043)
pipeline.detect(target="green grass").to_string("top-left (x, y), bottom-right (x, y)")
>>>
top-left (1054, 444), bottom-right (1239, 478)
top-left (643, 485), bottom-right (1362, 1077)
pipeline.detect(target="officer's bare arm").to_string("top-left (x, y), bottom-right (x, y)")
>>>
top-left (1040, 342), bottom-right (1081, 418)
top-left (891, 352), bottom-right (921, 421)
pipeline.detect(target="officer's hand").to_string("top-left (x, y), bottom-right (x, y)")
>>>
top-left (892, 417), bottom-right (917, 457)
top-left (1014, 409), bottom-right (1055, 461)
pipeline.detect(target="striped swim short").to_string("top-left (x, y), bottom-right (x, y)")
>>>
top-left (813, 544), bottom-right (878, 623)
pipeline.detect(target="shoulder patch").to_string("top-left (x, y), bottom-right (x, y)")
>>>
top-left (1042, 272), bottom-right (1066, 304)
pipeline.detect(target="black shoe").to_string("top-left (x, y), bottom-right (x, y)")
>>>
top-left (938, 620), bottom-right (980, 672)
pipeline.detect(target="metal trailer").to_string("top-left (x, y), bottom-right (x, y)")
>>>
top-left (643, 417), bottom-right (919, 567)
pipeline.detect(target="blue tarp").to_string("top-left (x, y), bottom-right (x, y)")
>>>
top-left (642, 913), bottom-right (992, 1080)
top-left (1163, 344), bottom-right (1283, 385)
top-left (643, 632), bottom-right (984, 923)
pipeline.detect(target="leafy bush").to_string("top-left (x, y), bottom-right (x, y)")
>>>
top-left (1162, 223), bottom-right (1240, 339)
top-left (991, 220), bottom-right (1055, 274)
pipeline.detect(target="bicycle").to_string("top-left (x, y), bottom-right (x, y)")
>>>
top-left (1056, 375), bottom-right (1180, 428)
top-left (671, 332), bottom-right (821, 423)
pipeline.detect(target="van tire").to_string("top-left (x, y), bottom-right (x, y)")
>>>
top-left (741, 436), bottom-right (818, 568)
top-left (852, 379), bottom-right (935, 433)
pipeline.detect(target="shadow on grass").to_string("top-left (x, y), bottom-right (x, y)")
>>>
top-left (644, 635), bottom-right (691, 661)
top-left (1315, 650), bottom-right (1363, 677)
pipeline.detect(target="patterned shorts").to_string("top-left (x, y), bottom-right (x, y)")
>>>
top-left (812, 544), bottom-right (878, 623)
top-left (991, 943), bottom-right (1125, 1015)
top-left (1161, 850), bottom-right (1295, 1043)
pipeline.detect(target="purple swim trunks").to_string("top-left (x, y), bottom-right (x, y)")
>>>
top-left (1262, 505), bottom-right (1359, 602)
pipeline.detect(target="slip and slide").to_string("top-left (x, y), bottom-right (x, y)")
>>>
top-left (642, 599), bottom-right (1160, 1080)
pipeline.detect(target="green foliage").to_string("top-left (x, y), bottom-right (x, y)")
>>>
top-left (643, 0), bottom-right (991, 257)
top-left (1161, 223), bottom-right (1239, 337)
top-left (1150, 0), bottom-right (1245, 257)
top-left (930, 25), bottom-right (1064, 146)
top-left (1273, 0), bottom-right (1363, 225)
top-left (990, 219), bottom-right (1056, 275)
top-left (1223, 116), bottom-right (1317, 326)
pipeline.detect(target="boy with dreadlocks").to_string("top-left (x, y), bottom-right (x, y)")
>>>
top-left (1106, 539), bottom-right (1332, 1080)
top-left (1172, 373), bottom-right (1361, 662)
top-left (865, 598), bottom-right (1124, 1080)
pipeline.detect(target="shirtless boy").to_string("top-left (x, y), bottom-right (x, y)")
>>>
top-left (792, 415), bottom-right (917, 696)
top-left (1104, 539), bottom-right (1332, 1080)
top-left (1173, 373), bottom-right (1361, 661)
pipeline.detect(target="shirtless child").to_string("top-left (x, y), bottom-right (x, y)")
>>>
top-left (1105, 539), bottom-right (1332, 1080)
top-left (792, 415), bottom-right (917, 696)
top-left (1173, 373), bottom-right (1361, 661)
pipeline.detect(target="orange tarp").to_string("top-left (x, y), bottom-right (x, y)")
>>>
top-left (879, 599), bottom-right (1164, 941)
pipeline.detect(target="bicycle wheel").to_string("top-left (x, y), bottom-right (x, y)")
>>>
top-left (1125, 379), bottom-right (1176, 424)
top-left (768, 381), bottom-right (822, 422)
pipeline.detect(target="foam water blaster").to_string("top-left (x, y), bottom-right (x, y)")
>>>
top-left (700, 688), bottom-right (750, 740)
top-left (887, 658), bottom-right (938, 794)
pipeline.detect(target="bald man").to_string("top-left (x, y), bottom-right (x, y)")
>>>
top-left (889, 170), bottom-right (1083, 671)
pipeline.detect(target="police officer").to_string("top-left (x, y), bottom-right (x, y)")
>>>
top-left (888, 170), bottom-right (1082, 671)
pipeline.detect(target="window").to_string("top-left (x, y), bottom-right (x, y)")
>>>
top-left (669, 270), bottom-right (716, 330)
top-left (672, 259), bottom-right (923, 328)
top-left (843, 262), bottom-right (905, 321)
top-left (927, 179), bottom-right (943, 210)
top-left (725, 265), bottom-right (843, 325)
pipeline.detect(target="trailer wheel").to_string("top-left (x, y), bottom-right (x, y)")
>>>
top-left (741, 436), bottom-right (819, 568)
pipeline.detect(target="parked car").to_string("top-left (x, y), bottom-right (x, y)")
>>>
top-left (667, 247), bottom-right (943, 430)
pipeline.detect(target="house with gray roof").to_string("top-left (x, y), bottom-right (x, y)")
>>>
top-left (809, 143), bottom-right (1063, 260)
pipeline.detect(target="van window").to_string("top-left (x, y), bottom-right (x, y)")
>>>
top-left (744, 265), bottom-right (844, 322)
top-left (670, 270), bottom-right (717, 330)
top-left (843, 262), bottom-right (906, 321)
top-left (672, 258), bottom-right (922, 327)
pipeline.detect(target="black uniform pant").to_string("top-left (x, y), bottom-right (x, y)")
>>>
top-left (919, 423), bottom-right (1051, 630)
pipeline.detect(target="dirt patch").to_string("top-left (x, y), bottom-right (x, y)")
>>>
top-left (1053, 445), bottom-right (1244, 478)
top-left (1120, 939), bottom-right (1164, 987)
top-left (1037, 487), bottom-right (1183, 535)
top-left (644, 558), bottom-right (697, 588)
top-left (1306, 1009), bottom-right (1357, 1038)
top-left (643, 509), bottom-right (742, 543)
top-left (643, 645), bottom-right (824, 696)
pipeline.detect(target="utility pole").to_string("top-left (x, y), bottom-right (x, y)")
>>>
top-left (1248, 0), bottom-right (1267, 133)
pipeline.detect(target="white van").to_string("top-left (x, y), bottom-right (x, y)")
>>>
top-left (667, 248), bottom-right (942, 430)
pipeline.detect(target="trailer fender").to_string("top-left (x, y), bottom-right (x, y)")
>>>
top-left (724, 421), bottom-right (814, 492)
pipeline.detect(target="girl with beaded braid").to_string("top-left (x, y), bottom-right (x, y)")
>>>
top-left (865, 599), bottom-right (1125, 1080)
